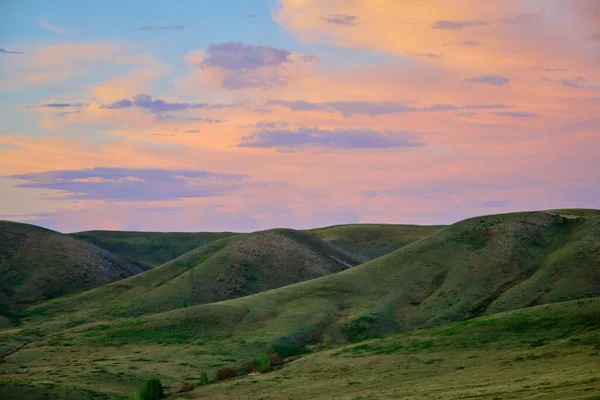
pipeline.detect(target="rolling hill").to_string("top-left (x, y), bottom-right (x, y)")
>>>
top-left (1, 210), bottom-right (599, 399)
top-left (70, 230), bottom-right (237, 268)
top-left (307, 223), bottom-right (445, 261)
top-left (40, 211), bottom-right (600, 351)
top-left (0, 221), bottom-right (143, 328)
top-left (23, 228), bottom-right (362, 320)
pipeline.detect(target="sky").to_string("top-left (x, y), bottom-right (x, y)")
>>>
top-left (1, 0), bottom-right (599, 233)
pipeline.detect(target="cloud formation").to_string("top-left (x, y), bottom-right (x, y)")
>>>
top-left (268, 100), bottom-right (511, 117)
top-left (432, 20), bottom-right (488, 30)
top-left (201, 42), bottom-right (291, 70)
top-left (560, 77), bottom-right (587, 89)
top-left (100, 94), bottom-right (230, 113)
top-left (239, 127), bottom-right (424, 150)
top-left (493, 111), bottom-right (539, 118)
top-left (324, 14), bottom-right (358, 25)
top-left (137, 25), bottom-right (185, 31)
top-left (0, 48), bottom-right (26, 55)
top-left (465, 75), bottom-right (510, 86)
top-left (37, 18), bottom-right (63, 33)
top-left (10, 167), bottom-right (248, 201)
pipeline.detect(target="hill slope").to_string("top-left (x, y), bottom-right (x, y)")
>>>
top-left (26, 229), bottom-right (362, 319)
top-left (307, 223), bottom-right (445, 261)
top-left (46, 211), bottom-right (600, 350)
top-left (70, 230), bottom-right (237, 268)
top-left (0, 221), bottom-right (143, 327)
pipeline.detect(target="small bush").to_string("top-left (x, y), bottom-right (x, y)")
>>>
top-left (216, 367), bottom-right (237, 381)
top-left (256, 353), bottom-right (271, 373)
top-left (199, 371), bottom-right (209, 386)
top-left (268, 353), bottom-right (283, 366)
top-left (129, 377), bottom-right (163, 400)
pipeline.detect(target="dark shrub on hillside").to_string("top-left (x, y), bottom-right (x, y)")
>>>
top-left (256, 353), bottom-right (272, 373)
top-left (268, 353), bottom-right (283, 366)
top-left (216, 367), bottom-right (237, 381)
top-left (129, 377), bottom-right (163, 400)
top-left (269, 337), bottom-right (310, 357)
top-left (340, 316), bottom-right (380, 342)
top-left (199, 371), bottom-right (209, 386)
top-left (240, 359), bottom-right (257, 374)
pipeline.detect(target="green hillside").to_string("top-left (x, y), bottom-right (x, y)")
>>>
top-left (70, 230), bottom-right (237, 268)
top-left (0, 221), bottom-right (143, 328)
top-left (2, 298), bottom-right (599, 399)
top-left (180, 297), bottom-right (600, 399)
top-left (1, 210), bottom-right (599, 398)
top-left (23, 229), bottom-right (361, 320)
top-left (307, 223), bottom-right (445, 261)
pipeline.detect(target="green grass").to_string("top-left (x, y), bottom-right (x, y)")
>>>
top-left (0, 221), bottom-right (144, 326)
top-left (307, 223), bottom-right (445, 261)
top-left (70, 230), bottom-right (237, 268)
top-left (22, 228), bottom-right (361, 323)
top-left (2, 210), bottom-right (600, 399)
top-left (2, 298), bottom-right (599, 399)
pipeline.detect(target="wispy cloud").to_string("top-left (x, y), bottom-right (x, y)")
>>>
top-left (324, 14), bottom-right (358, 26)
top-left (465, 75), bottom-right (510, 86)
top-left (245, 14), bottom-right (257, 19)
top-left (493, 111), bottom-right (539, 118)
top-left (0, 48), bottom-right (26, 55)
top-left (432, 20), bottom-right (488, 30)
top-left (38, 18), bottom-right (63, 33)
top-left (137, 25), bottom-right (185, 31)
top-left (10, 167), bottom-right (248, 201)
top-left (268, 100), bottom-right (511, 117)
top-left (100, 94), bottom-right (232, 113)
top-left (239, 127), bottom-right (425, 150)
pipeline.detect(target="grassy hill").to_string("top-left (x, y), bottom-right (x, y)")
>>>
top-left (70, 230), bottom-right (237, 268)
top-left (0, 221), bottom-right (143, 328)
top-left (23, 229), bottom-right (361, 320)
top-left (2, 298), bottom-right (599, 399)
top-left (1, 210), bottom-right (599, 398)
top-left (307, 223), bottom-right (445, 261)
top-left (25, 211), bottom-right (599, 351)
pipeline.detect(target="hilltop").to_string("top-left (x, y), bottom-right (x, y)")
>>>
top-left (0, 221), bottom-right (143, 328)
top-left (70, 230), bottom-right (237, 268)
top-left (307, 223), bottom-right (444, 261)
top-left (24, 228), bottom-right (362, 319)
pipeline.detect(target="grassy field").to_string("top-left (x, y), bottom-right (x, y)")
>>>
top-left (1, 210), bottom-right (599, 399)
top-left (1, 298), bottom-right (599, 399)
top-left (70, 230), bottom-right (237, 268)
top-left (307, 223), bottom-right (445, 261)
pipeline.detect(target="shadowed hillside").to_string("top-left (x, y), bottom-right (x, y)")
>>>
top-left (25, 229), bottom-right (361, 319)
top-left (41, 211), bottom-right (600, 350)
top-left (307, 223), bottom-right (445, 261)
top-left (0, 221), bottom-right (143, 328)
top-left (70, 230), bottom-right (237, 268)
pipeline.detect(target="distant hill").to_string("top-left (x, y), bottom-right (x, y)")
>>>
top-left (0, 221), bottom-right (143, 327)
top-left (28, 228), bottom-right (362, 318)
top-left (70, 230), bottom-right (237, 268)
top-left (55, 211), bottom-right (600, 351)
top-left (307, 223), bottom-right (445, 261)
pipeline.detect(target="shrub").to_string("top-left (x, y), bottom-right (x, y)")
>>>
top-left (269, 337), bottom-right (310, 357)
top-left (199, 371), bottom-right (209, 386)
top-left (128, 377), bottom-right (163, 400)
top-left (268, 353), bottom-right (283, 366)
top-left (216, 367), bottom-right (237, 381)
top-left (255, 353), bottom-right (271, 373)
top-left (239, 359), bottom-right (257, 375)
